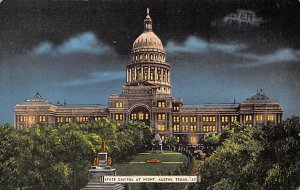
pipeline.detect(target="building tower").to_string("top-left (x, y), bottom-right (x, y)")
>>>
top-left (126, 8), bottom-right (171, 94)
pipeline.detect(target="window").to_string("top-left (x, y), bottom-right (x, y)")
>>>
top-left (231, 116), bottom-right (237, 122)
top-left (150, 70), bottom-right (154, 80)
top-left (158, 113), bottom-right (166, 120)
top-left (173, 106), bottom-right (179, 111)
top-left (182, 125), bottom-right (188, 132)
top-left (190, 125), bottom-right (196, 132)
top-left (173, 124), bottom-right (180, 132)
top-left (176, 136), bottom-right (180, 143)
top-left (115, 114), bottom-right (123, 121)
top-left (221, 116), bottom-right (228, 122)
top-left (203, 116), bottom-right (216, 122)
top-left (116, 102), bottom-right (123, 108)
top-left (145, 54), bottom-right (148, 60)
top-left (157, 101), bottom-right (165, 107)
top-left (203, 125), bottom-right (216, 132)
top-left (66, 117), bottom-right (72, 123)
top-left (267, 114), bottom-right (274, 121)
top-left (190, 136), bottom-right (197, 143)
top-left (161, 135), bottom-right (165, 142)
top-left (38, 115), bottom-right (46, 122)
top-left (20, 115), bottom-right (26, 122)
top-left (150, 54), bottom-right (153, 60)
top-left (138, 112), bottom-right (144, 120)
top-left (245, 115), bottom-right (252, 121)
top-left (131, 113), bottom-right (137, 120)
top-left (95, 117), bottom-right (102, 121)
top-left (181, 116), bottom-right (188, 123)
top-left (28, 116), bottom-right (36, 124)
top-left (158, 124), bottom-right (165, 131)
top-left (173, 116), bottom-right (180, 123)
top-left (190, 116), bottom-right (197, 122)
top-left (139, 54), bottom-right (143, 60)
top-left (57, 117), bottom-right (63, 123)
top-left (76, 117), bottom-right (89, 122)
top-left (256, 114), bottom-right (263, 121)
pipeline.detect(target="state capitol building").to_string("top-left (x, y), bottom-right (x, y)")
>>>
top-left (14, 10), bottom-right (283, 145)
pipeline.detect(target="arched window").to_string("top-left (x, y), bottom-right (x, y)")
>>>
top-left (145, 54), bottom-right (148, 60)
top-left (150, 54), bottom-right (153, 60)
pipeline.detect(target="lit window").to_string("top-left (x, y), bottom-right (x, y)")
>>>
top-left (256, 114), bottom-right (263, 121)
top-left (190, 116), bottom-right (197, 122)
top-left (173, 106), bottom-right (179, 111)
top-left (20, 116), bottom-right (26, 122)
top-left (28, 116), bottom-right (36, 124)
top-left (95, 117), bottom-right (101, 121)
top-left (176, 136), bottom-right (180, 143)
top-left (190, 125), bottom-right (196, 132)
top-left (190, 136), bottom-right (197, 143)
top-left (182, 125), bottom-right (188, 132)
top-left (157, 101), bottom-right (165, 107)
top-left (138, 113), bottom-right (143, 120)
top-left (221, 116), bottom-right (228, 122)
top-left (221, 125), bottom-right (228, 130)
top-left (203, 125), bottom-right (216, 132)
top-left (115, 114), bottom-right (123, 121)
top-left (231, 116), bottom-right (237, 122)
top-left (245, 115), bottom-right (252, 121)
top-left (158, 113), bottom-right (166, 120)
top-left (181, 116), bottom-right (188, 123)
top-left (173, 125), bottom-right (180, 132)
top-left (161, 135), bottom-right (165, 141)
top-left (66, 117), bottom-right (72, 123)
top-left (131, 113), bottom-right (137, 120)
top-left (158, 124), bottom-right (165, 131)
top-left (116, 102), bottom-right (123, 108)
top-left (267, 114), bottom-right (274, 121)
top-left (57, 117), bottom-right (63, 123)
top-left (145, 113), bottom-right (149, 120)
top-left (173, 116), bottom-right (180, 123)
top-left (39, 115), bottom-right (46, 122)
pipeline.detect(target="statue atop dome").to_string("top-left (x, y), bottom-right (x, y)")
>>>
top-left (144, 8), bottom-right (152, 31)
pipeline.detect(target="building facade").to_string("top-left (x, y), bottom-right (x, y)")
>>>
top-left (14, 11), bottom-right (283, 145)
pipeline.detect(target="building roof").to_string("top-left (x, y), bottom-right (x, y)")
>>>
top-left (241, 89), bottom-right (280, 104)
top-left (132, 9), bottom-right (164, 53)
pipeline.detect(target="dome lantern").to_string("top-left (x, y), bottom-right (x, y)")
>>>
top-left (144, 8), bottom-right (152, 31)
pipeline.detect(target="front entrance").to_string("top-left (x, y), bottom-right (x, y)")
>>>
top-left (129, 106), bottom-right (150, 126)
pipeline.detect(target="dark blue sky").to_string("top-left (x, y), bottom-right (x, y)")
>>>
top-left (0, 0), bottom-right (299, 124)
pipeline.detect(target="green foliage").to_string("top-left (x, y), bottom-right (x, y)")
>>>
top-left (0, 119), bottom-right (154, 189)
top-left (189, 117), bottom-right (300, 190)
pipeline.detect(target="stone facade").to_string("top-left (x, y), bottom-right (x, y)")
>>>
top-left (14, 11), bottom-right (283, 145)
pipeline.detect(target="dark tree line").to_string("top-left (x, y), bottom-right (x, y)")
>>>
top-left (189, 117), bottom-right (300, 190)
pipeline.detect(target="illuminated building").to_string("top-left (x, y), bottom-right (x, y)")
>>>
top-left (14, 10), bottom-right (283, 145)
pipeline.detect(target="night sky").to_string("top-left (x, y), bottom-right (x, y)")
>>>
top-left (0, 0), bottom-right (299, 124)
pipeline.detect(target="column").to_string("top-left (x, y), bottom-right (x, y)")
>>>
top-left (148, 67), bottom-right (150, 80)
top-left (141, 67), bottom-right (144, 80)
top-left (134, 67), bottom-right (137, 81)
top-left (155, 67), bottom-right (157, 81)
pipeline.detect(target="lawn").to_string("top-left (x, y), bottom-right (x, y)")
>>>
top-left (114, 151), bottom-right (187, 176)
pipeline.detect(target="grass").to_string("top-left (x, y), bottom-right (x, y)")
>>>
top-left (114, 151), bottom-right (187, 176)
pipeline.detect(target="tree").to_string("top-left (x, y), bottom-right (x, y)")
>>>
top-left (189, 117), bottom-right (300, 190)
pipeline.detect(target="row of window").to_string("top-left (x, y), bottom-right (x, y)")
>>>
top-left (245, 114), bottom-right (275, 122)
top-left (130, 113), bottom-right (149, 120)
top-left (132, 53), bottom-right (166, 62)
top-left (173, 116), bottom-right (238, 123)
top-left (173, 125), bottom-right (214, 132)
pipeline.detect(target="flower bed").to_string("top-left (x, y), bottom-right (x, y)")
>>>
top-left (146, 158), bottom-right (160, 163)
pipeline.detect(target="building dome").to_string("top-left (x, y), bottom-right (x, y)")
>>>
top-left (132, 31), bottom-right (164, 52)
top-left (132, 8), bottom-right (165, 54)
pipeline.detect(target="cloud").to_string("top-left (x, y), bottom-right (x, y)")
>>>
top-left (166, 36), bottom-right (300, 67)
top-left (61, 71), bottom-right (124, 87)
top-left (32, 32), bottom-right (112, 56)
top-left (166, 36), bottom-right (244, 54)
